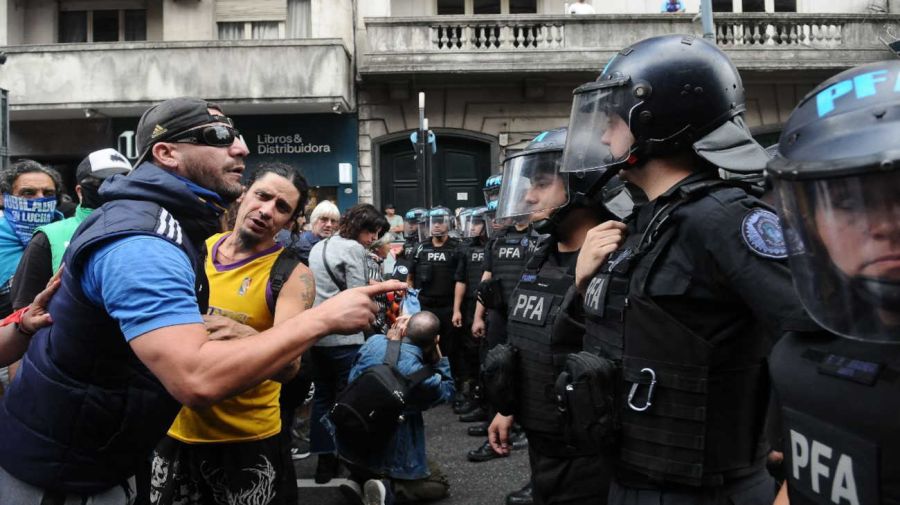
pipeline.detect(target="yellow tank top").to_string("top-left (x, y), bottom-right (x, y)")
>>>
top-left (167, 232), bottom-right (285, 443)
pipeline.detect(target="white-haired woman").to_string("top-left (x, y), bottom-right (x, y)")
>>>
top-left (277, 200), bottom-right (340, 264)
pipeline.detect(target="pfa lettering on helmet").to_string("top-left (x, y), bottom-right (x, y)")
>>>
top-left (815, 67), bottom-right (900, 117)
top-left (769, 60), bottom-right (900, 343)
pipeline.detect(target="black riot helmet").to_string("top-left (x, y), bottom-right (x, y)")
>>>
top-left (496, 127), bottom-right (621, 235)
top-left (562, 34), bottom-right (769, 177)
top-left (403, 207), bottom-right (427, 240)
top-left (768, 60), bottom-right (900, 343)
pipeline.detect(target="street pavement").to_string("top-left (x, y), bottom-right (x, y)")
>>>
top-left (292, 404), bottom-right (531, 504)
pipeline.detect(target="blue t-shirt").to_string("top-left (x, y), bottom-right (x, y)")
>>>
top-left (661, 0), bottom-right (684, 12)
top-left (81, 235), bottom-right (203, 341)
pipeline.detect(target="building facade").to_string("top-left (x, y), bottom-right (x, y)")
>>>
top-left (1, 0), bottom-right (897, 213)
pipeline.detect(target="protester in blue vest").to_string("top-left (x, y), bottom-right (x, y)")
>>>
top-left (0, 97), bottom-right (404, 505)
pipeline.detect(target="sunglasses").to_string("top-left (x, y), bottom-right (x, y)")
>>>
top-left (169, 124), bottom-right (244, 148)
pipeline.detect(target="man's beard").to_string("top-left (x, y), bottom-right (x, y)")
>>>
top-left (235, 226), bottom-right (264, 250)
top-left (183, 157), bottom-right (243, 203)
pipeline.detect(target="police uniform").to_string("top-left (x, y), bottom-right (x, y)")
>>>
top-left (583, 173), bottom-right (810, 503)
top-left (454, 235), bottom-right (488, 390)
top-left (410, 237), bottom-right (462, 376)
top-left (765, 60), bottom-right (900, 505)
top-left (508, 240), bottom-right (611, 505)
top-left (482, 226), bottom-right (540, 351)
top-left (770, 331), bottom-right (899, 505)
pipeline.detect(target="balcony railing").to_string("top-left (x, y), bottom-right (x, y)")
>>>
top-left (361, 13), bottom-right (899, 74)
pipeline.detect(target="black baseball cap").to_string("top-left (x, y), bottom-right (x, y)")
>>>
top-left (134, 97), bottom-right (232, 166)
top-left (76, 148), bottom-right (132, 183)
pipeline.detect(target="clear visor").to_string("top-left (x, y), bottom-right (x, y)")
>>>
top-left (562, 83), bottom-right (638, 173)
top-left (485, 210), bottom-right (505, 236)
top-left (424, 214), bottom-right (454, 239)
top-left (483, 186), bottom-right (500, 205)
top-left (460, 213), bottom-right (490, 239)
top-left (496, 150), bottom-right (569, 221)
top-left (416, 221), bottom-right (429, 242)
top-left (403, 219), bottom-right (421, 239)
top-left (774, 170), bottom-right (900, 343)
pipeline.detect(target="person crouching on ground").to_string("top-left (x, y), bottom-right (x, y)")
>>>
top-left (337, 312), bottom-right (454, 505)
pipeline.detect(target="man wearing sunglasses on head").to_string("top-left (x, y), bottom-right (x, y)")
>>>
top-left (0, 97), bottom-right (404, 505)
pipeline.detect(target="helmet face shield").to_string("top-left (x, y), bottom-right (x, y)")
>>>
top-left (496, 150), bottom-right (569, 222)
top-left (562, 80), bottom-right (638, 174)
top-left (425, 208), bottom-right (454, 239)
top-left (404, 207), bottom-right (427, 240)
top-left (459, 209), bottom-right (489, 239)
top-left (774, 169), bottom-right (900, 342)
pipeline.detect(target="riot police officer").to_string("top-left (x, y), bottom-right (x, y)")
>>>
top-left (486, 128), bottom-right (617, 505)
top-left (466, 181), bottom-right (542, 462)
top-left (451, 206), bottom-right (491, 415)
top-left (483, 174), bottom-right (502, 205)
top-left (767, 61), bottom-right (900, 505)
top-left (409, 206), bottom-right (463, 378)
top-left (566, 35), bottom-right (810, 504)
top-left (392, 207), bottom-right (427, 281)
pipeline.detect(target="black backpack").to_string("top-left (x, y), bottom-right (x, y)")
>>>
top-left (330, 340), bottom-right (434, 459)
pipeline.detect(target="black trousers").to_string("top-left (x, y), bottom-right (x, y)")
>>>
top-left (607, 468), bottom-right (775, 505)
top-left (527, 432), bottom-right (611, 505)
top-left (277, 350), bottom-right (314, 505)
top-left (456, 298), bottom-right (482, 389)
top-left (419, 303), bottom-right (460, 381)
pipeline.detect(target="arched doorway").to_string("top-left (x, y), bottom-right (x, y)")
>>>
top-left (377, 131), bottom-right (495, 214)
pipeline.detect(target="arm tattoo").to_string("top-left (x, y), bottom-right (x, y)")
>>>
top-left (299, 270), bottom-right (316, 309)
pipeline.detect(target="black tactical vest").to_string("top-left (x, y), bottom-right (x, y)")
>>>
top-left (771, 330), bottom-right (900, 505)
top-left (414, 237), bottom-right (460, 306)
top-left (401, 238), bottom-right (418, 260)
top-left (507, 242), bottom-right (582, 436)
top-left (489, 228), bottom-right (538, 312)
top-left (462, 238), bottom-right (486, 301)
top-left (584, 180), bottom-right (770, 487)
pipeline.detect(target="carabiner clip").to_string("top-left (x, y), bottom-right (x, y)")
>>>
top-left (627, 367), bottom-right (657, 412)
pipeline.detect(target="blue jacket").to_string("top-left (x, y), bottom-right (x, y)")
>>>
top-left (0, 163), bottom-right (221, 494)
top-left (336, 335), bottom-right (454, 479)
top-left (277, 230), bottom-right (321, 264)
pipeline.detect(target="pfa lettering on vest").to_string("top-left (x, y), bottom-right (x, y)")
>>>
top-left (510, 291), bottom-right (551, 326)
top-left (427, 252), bottom-right (447, 262)
top-left (471, 251), bottom-right (484, 262)
top-left (784, 408), bottom-right (878, 505)
top-left (498, 247), bottom-right (522, 260)
top-left (584, 276), bottom-right (607, 313)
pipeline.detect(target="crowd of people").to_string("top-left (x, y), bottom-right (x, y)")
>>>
top-left (0, 33), bottom-right (897, 505)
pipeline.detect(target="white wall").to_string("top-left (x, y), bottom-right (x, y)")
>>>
top-left (311, 0), bottom-right (354, 49)
top-left (162, 0), bottom-right (214, 41)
